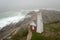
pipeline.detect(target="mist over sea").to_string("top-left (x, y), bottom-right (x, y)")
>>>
top-left (0, 10), bottom-right (30, 29)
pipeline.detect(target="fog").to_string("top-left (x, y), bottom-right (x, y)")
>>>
top-left (0, 0), bottom-right (60, 12)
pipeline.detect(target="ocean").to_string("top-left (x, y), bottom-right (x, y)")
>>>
top-left (0, 10), bottom-right (30, 29)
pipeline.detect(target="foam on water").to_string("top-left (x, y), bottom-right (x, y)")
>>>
top-left (0, 16), bottom-right (25, 29)
top-left (0, 11), bottom-right (28, 29)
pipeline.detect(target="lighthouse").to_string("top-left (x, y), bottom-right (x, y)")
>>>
top-left (29, 11), bottom-right (43, 33)
top-left (37, 12), bottom-right (43, 33)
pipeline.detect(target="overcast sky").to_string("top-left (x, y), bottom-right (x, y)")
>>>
top-left (0, 0), bottom-right (60, 12)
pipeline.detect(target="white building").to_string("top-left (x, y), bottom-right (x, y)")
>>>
top-left (29, 11), bottom-right (43, 33)
top-left (37, 12), bottom-right (43, 33)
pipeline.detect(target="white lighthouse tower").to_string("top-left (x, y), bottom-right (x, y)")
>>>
top-left (37, 12), bottom-right (43, 33)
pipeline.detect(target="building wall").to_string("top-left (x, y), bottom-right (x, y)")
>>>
top-left (37, 12), bottom-right (43, 33)
top-left (28, 11), bottom-right (43, 33)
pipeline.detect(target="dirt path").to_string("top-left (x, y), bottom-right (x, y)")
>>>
top-left (26, 26), bottom-right (32, 40)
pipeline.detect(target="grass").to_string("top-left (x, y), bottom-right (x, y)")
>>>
top-left (4, 21), bottom-right (60, 40)
top-left (11, 28), bottom-right (28, 40)
top-left (4, 27), bottom-right (28, 40)
top-left (31, 32), bottom-right (45, 40)
top-left (31, 21), bottom-right (60, 40)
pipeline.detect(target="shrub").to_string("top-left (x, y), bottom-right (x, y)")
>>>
top-left (11, 27), bottom-right (28, 40)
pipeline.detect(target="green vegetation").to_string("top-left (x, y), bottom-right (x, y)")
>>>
top-left (11, 28), bottom-right (28, 40)
top-left (31, 32), bottom-right (45, 40)
top-left (4, 21), bottom-right (60, 40)
top-left (31, 22), bottom-right (60, 40)
top-left (4, 27), bottom-right (28, 40)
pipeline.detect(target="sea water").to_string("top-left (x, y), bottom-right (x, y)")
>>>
top-left (0, 10), bottom-right (29, 29)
